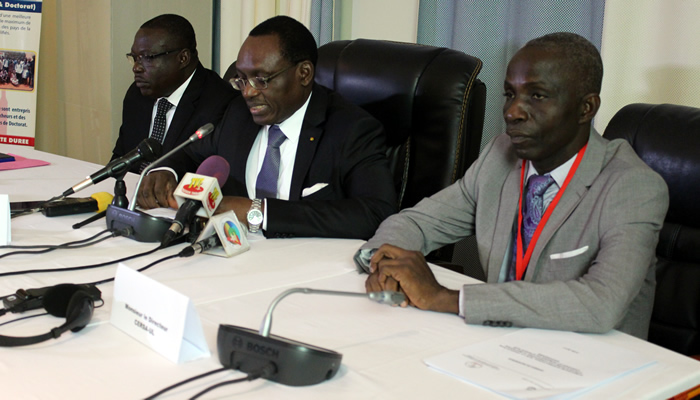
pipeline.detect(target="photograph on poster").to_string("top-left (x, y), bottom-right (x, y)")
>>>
top-left (0, 49), bottom-right (35, 91)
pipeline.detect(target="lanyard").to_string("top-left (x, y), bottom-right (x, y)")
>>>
top-left (515, 144), bottom-right (587, 281)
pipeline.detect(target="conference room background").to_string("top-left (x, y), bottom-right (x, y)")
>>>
top-left (31, 0), bottom-right (700, 169)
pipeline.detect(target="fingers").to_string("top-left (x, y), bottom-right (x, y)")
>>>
top-left (136, 171), bottom-right (176, 209)
top-left (369, 243), bottom-right (406, 272)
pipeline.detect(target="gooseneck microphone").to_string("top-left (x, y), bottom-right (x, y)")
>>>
top-left (259, 288), bottom-right (405, 337)
top-left (129, 123), bottom-right (215, 211)
top-left (161, 155), bottom-right (230, 246)
top-left (217, 288), bottom-right (405, 386)
top-left (62, 138), bottom-right (162, 199)
top-left (106, 123), bottom-right (215, 242)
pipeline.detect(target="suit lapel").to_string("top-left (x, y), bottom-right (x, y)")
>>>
top-left (524, 130), bottom-right (608, 280)
top-left (488, 160), bottom-right (522, 283)
top-left (288, 86), bottom-right (325, 201)
top-left (231, 114), bottom-right (262, 195)
top-left (163, 65), bottom-right (204, 150)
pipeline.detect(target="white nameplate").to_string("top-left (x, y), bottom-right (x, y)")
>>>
top-left (0, 194), bottom-right (9, 245)
top-left (196, 211), bottom-right (250, 257)
top-left (110, 265), bottom-right (210, 363)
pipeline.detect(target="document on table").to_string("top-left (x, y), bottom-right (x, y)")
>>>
top-left (424, 328), bottom-right (655, 399)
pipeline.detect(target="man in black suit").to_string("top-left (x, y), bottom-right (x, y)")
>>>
top-left (137, 15), bottom-right (397, 239)
top-left (111, 14), bottom-right (236, 172)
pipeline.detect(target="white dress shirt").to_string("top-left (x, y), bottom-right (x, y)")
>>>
top-left (149, 70), bottom-right (196, 141)
top-left (245, 92), bottom-right (312, 230)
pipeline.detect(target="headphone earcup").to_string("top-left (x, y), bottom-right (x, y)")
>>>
top-left (63, 290), bottom-right (94, 333)
top-left (42, 284), bottom-right (83, 317)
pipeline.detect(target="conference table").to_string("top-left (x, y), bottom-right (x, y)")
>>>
top-left (1, 144), bottom-right (699, 400)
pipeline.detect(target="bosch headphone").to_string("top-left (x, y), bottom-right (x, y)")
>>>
top-left (0, 283), bottom-right (102, 347)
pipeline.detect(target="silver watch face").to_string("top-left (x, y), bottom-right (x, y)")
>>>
top-left (247, 209), bottom-right (263, 225)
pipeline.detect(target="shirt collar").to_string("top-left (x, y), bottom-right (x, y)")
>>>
top-left (270, 91), bottom-right (312, 143)
top-left (158, 68), bottom-right (196, 107)
top-left (526, 151), bottom-right (579, 188)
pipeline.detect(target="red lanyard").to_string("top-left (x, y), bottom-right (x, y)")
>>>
top-left (515, 144), bottom-right (587, 281)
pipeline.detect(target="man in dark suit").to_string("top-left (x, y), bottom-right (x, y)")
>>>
top-left (136, 15), bottom-right (397, 240)
top-left (112, 14), bottom-right (236, 172)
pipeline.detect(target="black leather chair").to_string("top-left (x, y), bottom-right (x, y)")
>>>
top-left (315, 39), bottom-right (486, 262)
top-left (603, 103), bottom-right (700, 356)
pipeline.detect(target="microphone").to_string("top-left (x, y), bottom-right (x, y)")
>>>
top-left (161, 155), bottom-right (230, 246)
top-left (178, 234), bottom-right (222, 257)
top-left (217, 288), bottom-right (405, 386)
top-left (106, 123), bottom-right (215, 242)
top-left (61, 138), bottom-right (161, 198)
top-left (129, 123), bottom-right (215, 210)
top-left (179, 211), bottom-right (250, 258)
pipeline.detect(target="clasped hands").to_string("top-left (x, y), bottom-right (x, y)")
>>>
top-left (135, 170), bottom-right (257, 223)
top-left (365, 244), bottom-right (460, 314)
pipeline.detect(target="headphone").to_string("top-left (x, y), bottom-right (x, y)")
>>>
top-left (0, 283), bottom-right (102, 347)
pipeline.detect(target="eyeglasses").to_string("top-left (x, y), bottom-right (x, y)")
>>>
top-left (230, 63), bottom-right (298, 91)
top-left (126, 49), bottom-right (183, 66)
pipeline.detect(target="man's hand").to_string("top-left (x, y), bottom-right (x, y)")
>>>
top-left (136, 170), bottom-right (178, 209)
top-left (216, 196), bottom-right (256, 225)
top-left (364, 244), bottom-right (459, 314)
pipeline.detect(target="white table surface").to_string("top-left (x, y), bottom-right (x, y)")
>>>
top-left (1, 144), bottom-right (700, 400)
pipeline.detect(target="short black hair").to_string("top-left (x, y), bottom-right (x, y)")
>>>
top-left (249, 15), bottom-right (318, 67)
top-left (525, 32), bottom-right (603, 96)
top-left (141, 14), bottom-right (198, 57)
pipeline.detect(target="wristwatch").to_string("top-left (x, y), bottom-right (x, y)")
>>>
top-left (247, 198), bottom-right (263, 233)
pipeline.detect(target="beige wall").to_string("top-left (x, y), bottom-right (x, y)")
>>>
top-left (35, 0), bottom-right (212, 165)
top-left (595, 0), bottom-right (700, 132)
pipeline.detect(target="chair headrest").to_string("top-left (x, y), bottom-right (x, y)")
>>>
top-left (603, 103), bottom-right (700, 226)
top-left (316, 39), bottom-right (482, 147)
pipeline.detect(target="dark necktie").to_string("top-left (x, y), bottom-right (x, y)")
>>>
top-left (508, 173), bottom-right (555, 281)
top-left (150, 98), bottom-right (173, 144)
top-left (255, 125), bottom-right (287, 199)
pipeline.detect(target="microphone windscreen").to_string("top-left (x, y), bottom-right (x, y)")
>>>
top-left (138, 138), bottom-right (162, 162)
top-left (196, 155), bottom-right (231, 187)
top-left (91, 192), bottom-right (114, 212)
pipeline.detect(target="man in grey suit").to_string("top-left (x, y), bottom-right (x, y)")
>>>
top-left (360, 32), bottom-right (669, 340)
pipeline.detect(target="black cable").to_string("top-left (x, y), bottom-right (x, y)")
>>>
top-left (143, 363), bottom-right (274, 400)
top-left (0, 229), bottom-right (116, 259)
top-left (189, 364), bottom-right (274, 400)
top-left (0, 244), bottom-right (162, 278)
top-left (0, 312), bottom-right (47, 327)
top-left (87, 251), bottom-right (180, 286)
top-left (189, 376), bottom-right (257, 400)
top-left (143, 367), bottom-right (229, 400)
top-left (0, 228), bottom-right (113, 249)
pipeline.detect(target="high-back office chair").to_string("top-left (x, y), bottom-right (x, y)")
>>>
top-left (603, 103), bottom-right (700, 357)
top-left (315, 39), bottom-right (486, 262)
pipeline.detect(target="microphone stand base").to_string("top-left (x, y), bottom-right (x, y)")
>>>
top-left (105, 205), bottom-right (172, 242)
top-left (217, 324), bottom-right (342, 386)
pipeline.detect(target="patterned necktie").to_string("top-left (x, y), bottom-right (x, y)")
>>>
top-left (255, 125), bottom-right (287, 199)
top-left (508, 173), bottom-right (555, 281)
top-left (150, 98), bottom-right (173, 144)
top-left (522, 174), bottom-right (555, 251)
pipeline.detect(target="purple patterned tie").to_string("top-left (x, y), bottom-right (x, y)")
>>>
top-left (522, 174), bottom-right (555, 251)
top-left (523, 175), bottom-right (554, 252)
top-left (508, 173), bottom-right (555, 281)
top-left (255, 125), bottom-right (286, 199)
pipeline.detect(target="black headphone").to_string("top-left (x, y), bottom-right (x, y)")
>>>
top-left (0, 283), bottom-right (102, 347)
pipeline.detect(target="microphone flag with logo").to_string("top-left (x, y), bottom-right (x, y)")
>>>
top-left (162, 156), bottom-right (230, 245)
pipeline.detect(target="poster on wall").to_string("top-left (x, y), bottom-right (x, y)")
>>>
top-left (0, 0), bottom-right (41, 147)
